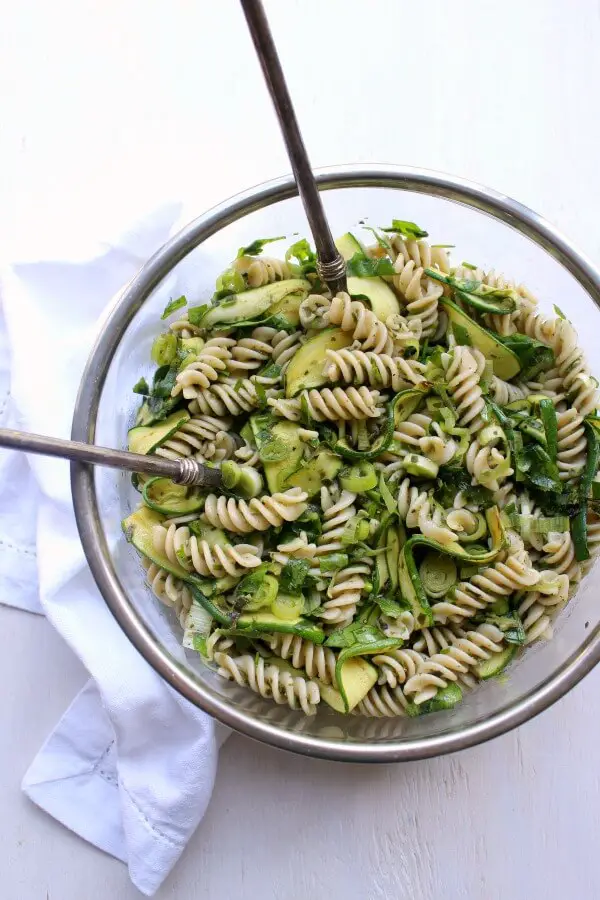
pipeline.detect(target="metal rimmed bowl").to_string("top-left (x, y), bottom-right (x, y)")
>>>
top-left (71, 165), bottom-right (600, 762)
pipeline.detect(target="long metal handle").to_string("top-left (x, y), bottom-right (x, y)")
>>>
top-left (0, 428), bottom-right (222, 489)
top-left (239, 0), bottom-right (347, 295)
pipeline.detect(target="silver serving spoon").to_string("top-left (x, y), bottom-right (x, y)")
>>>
top-left (0, 0), bottom-right (345, 485)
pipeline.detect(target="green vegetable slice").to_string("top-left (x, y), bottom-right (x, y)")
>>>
top-left (572, 422), bottom-right (599, 561)
top-left (340, 462), bottom-right (378, 492)
top-left (425, 269), bottom-right (517, 315)
top-left (419, 552), bottom-right (458, 598)
top-left (142, 477), bottom-right (204, 516)
top-left (539, 399), bottom-right (558, 460)
top-left (406, 682), bottom-right (463, 716)
top-left (272, 592), bottom-right (305, 621)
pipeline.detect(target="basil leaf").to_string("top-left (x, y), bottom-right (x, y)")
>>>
top-left (279, 559), bottom-right (310, 594)
top-left (237, 236), bottom-right (285, 258)
top-left (161, 295), bottom-right (187, 320)
top-left (380, 219), bottom-right (428, 239)
top-left (346, 251), bottom-right (395, 278)
top-left (188, 304), bottom-right (209, 326)
top-left (132, 377), bottom-right (149, 395)
top-left (494, 332), bottom-right (555, 380)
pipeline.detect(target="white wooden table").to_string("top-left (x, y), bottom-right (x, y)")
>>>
top-left (3, 1), bottom-right (600, 897)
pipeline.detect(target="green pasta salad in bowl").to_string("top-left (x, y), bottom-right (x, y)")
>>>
top-left (74, 167), bottom-right (600, 760)
top-left (122, 216), bottom-right (600, 721)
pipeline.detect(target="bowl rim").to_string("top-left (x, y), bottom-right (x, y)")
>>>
top-left (71, 163), bottom-right (600, 762)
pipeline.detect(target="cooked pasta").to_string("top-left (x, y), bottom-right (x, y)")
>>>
top-left (203, 487), bottom-right (308, 534)
top-left (215, 651), bottom-right (320, 715)
top-left (124, 222), bottom-right (600, 721)
top-left (326, 291), bottom-right (392, 353)
top-left (269, 386), bottom-right (383, 422)
top-left (324, 346), bottom-right (427, 390)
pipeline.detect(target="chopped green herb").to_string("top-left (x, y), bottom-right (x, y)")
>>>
top-left (345, 251), bottom-right (396, 278)
top-left (132, 377), bottom-right (149, 395)
top-left (237, 236), bottom-right (285, 257)
top-left (380, 219), bottom-right (428, 239)
top-left (161, 295), bottom-right (187, 320)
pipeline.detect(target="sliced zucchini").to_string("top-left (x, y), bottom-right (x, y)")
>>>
top-left (122, 506), bottom-right (189, 580)
top-left (406, 682), bottom-right (463, 716)
top-left (475, 645), bottom-right (516, 680)
top-left (441, 297), bottom-right (521, 380)
top-left (339, 462), bottom-right (378, 493)
top-left (231, 612), bottom-right (325, 644)
top-left (335, 232), bottom-right (400, 323)
top-left (319, 658), bottom-right (378, 713)
top-left (128, 410), bottom-right (190, 456)
top-left (287, 449), bottom-right (343, 497)
top-left (271, 592), bottom-right (305, 621)
top-left (386, 524), bottom-right (403, 592)
top-left (255, 419), bottom-right (305, 494)
top-left (403, 454), bottom-right (440, 479)
top-left (142, 477), bottom-right (204, 515)
top-left (285, 328), bottom-right (353, 397)
top-left (200, 279), bottom-right (311, 328)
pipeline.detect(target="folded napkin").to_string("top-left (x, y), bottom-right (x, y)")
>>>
top-left (0, 203), bottom-right (227, 896)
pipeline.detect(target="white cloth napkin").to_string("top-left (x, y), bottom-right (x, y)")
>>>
top-left (0, 203), bottom-right (227, 896)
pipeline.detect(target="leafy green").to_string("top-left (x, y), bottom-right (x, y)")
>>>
top-left (435, 466), bottom-right (495, 508)
top-left (572, 422), bottom-right (600, 561)
top-left (192, 634), bottom-right (208, 657)
top-left (188, 304), bottom-right (209, 326)
top-left (135, 364), bottom-right (182, 424)
top-left (237, 236), bottom-right (285, 257)
top-left (373, 595), bottom-right (407, 618)
top-left (325, 621), bottom-right (401, 710)
top-left (361, 225), bottom-right (392, 252)
top-left (161, 295), bottom-right (187, 320)
top-left (215, 268), bottom-right (245, 296)
top-left (132, 377), bottom-right (149, 396)
top-left (406, 683), bottom-right (462, 717)
top-left (279, 559), bottom-right (310, 595)
top-left (493, 332), bottom-right (554, 380)
top-left (318, 553), bottom-right (349, 574)
top-left (285, 238), bottom-right (317, 275)
top-left (516, 443), bottom-right (561, 493)
top-left (426, 269), bottom-right (518, 315)
top-left (539, 398), bottom-right (558, 461)
top-left (380, 219), bottom-right (428, 239)
top-left (553, 304), bottom-right (570, 321)
top-left (346, 251), bottom-right (395, 278)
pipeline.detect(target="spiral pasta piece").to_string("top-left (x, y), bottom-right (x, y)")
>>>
top-left (169, 314), bottom-right (202, 339)
top-left (410, 626), bottom-right (479, 689)
top-left (489, 376), bottom-right (528, 406)
top-left (143, 559), bottom-right (192, 628)
top-left (316, 487), bottom-right (357, 555)
top-left (396, 479), bottom-right (457, 545)
top-left (172, 337), bottom-right (236, 398)
top-left (354, 683), bottom-right (410, 717)
top-left (443, 346), bottom-right (486, 433)
top-left (518, 573), bottom-right (569, 643)
top-left (327, 292), bottom-right (392, 354)
top-left (432, 550), bottom-right (540, 623)
top-left (541, 531), bottom-right (581, 583)
top-left (322, 558), bottom-right (372, 626)
top-left (553, 319), bottom-right (599, 417)
top-left (386, 313), bottom-right (423, 355)
top-left (323, 345), bottom-right (427, 390)
top-left (403, 623), bottom-right (506, 704)
top-left (227, 332), bottom-right (273, 375)
top-left (215, 651), bottom-right (320, 715)
top-left (151, 523), bottom-right (262, 578)
top-left (556, 407), bottom-right (587, 481)
top-left (452, 265), bottom-right (538, 335)
top-left (299, 293), bottom-right (331, 330)
top-left (188, 377), bottom-right (266, 418)
top-left (268, 633), bottom-right (337, 685)
top-left (466, 437), bottom-right (513, 493)
top-left (582, 513), bottom-right (600, 575)
top-left (234, 441), bottom-right (260, 467)
top-left (232, 255), bottom-right (290, 287)
top-left (386, 237), bottom-right (447, 337)
top-left (371, 647), bottom-right (424, 689)
top-left (202, 487), bottom-right (308, 534)
top-left (154, 415), bottom-right (232, 460)
top-left (205, 631), bottom-right (235, 661)
top-left (269, 386), bottom-right (383, 422)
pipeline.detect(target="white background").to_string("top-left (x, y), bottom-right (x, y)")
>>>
top-left (3, 1), bottom-right (600, 897)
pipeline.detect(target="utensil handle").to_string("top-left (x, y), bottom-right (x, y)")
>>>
top-left (0, 428), bottom-right (222, 489)
top-left (239, 0), bottom-right (347, 295)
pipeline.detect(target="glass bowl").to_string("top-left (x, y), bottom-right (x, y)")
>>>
top-left (71, 165), bottom-right (600, 762)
